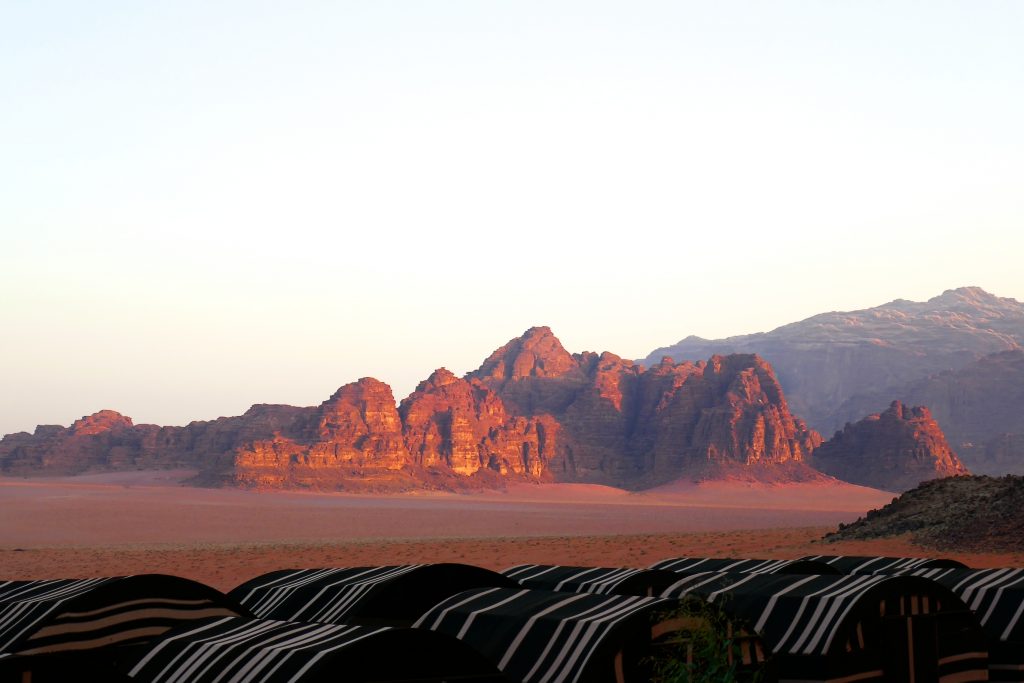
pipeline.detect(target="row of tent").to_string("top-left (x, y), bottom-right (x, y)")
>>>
top-left (1, 554), bottom-right (1021, 682)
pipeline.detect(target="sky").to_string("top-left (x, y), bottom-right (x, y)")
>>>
top-left (2, 1), bottom-right (1022, 436)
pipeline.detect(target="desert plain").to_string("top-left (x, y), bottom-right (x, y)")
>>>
top-left (3, 470), bottom-right (1022, 592)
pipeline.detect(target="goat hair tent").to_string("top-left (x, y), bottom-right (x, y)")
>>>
top-left (228, 563), bottom-right (517, 627)
top-left (501, 565), bottom-right (682, 597)
top-left (661, 570), bottom-right (988, 683)
top-left (415, 586), bottom-right (678, 683)
top-left (650, 557), bottom-right (840, 575)
top-left (798, 555), bottom-right (970, 574)
top-left (126, 616), bottom-right (509, 683)
top-left (902, 567), bottom-right (1024, 682)
top-left (0, 575), bottom-right (245, 683)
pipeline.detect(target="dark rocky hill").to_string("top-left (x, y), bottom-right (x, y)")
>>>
top-left (824, 475), bottom-right (1024, 552)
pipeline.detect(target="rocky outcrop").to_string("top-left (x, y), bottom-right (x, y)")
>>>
top-left (471, 328), bottom-right (823, 486)
top-left (811, 401), bottom-right (968, 491)
top-left (0, 328), bottom-right (822, 489)
top-left (824, 474), bottom-right (1024, 552)
top-left (398, 368), bottom-right (553, 478)
top-left (831, 349), bottom-right (1024, 474)
top-left (641, 287), bottom-right (1024, 436)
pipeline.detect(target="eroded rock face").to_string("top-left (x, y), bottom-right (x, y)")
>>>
top-left (470, 330), bottom-right (823, 486)
top-left (811, 401), bottom-right (969, 491)
top-left (398, 368), bottom-right (552, 477)
top-left (0, 328), bottom-right (823, 489)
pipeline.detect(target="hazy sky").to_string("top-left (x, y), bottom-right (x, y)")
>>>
top-left (2, 2), bottom-right (1022, 435)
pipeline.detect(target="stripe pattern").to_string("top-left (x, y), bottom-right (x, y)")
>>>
top-left (0, 576), bottom-right (242, 656)
top-left (800, 555), bottom-right (969, 574)
top-left (229, 564), bottom-right (516, 626)
top-left (901, 568), bottom-right (1024, 681)
top-left (415, 587), bottom-right (672, 683)
top-left (650, 557), bottom-right (838, 575)
top-left (660, 571), bottom-right (988, 682)
top-left (501, 565), bottom-right (678, 597)
top-left (127, 616), bottom-right (395, 683)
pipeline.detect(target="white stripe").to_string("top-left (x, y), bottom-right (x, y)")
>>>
top-left (497, 593), bottom-right (591, 670)
top-left (458, 590), bottom-right (531, 640)
top-left (753, 575), bottom-right (820, 633)
top-left (414, 587), bottom-right (503, 630)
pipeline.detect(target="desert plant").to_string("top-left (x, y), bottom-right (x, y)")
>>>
top-left (648, 597), bottom-right (767, 683)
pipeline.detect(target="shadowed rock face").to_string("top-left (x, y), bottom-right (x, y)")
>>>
top-left (0, 327), bottom-right (822, 490)
top-left (830, 349), bottom-right (1024, 475)
top-left (640, 287), bottom-right (1024, 436)
top-left (811, 401), bottom-right (969, 492)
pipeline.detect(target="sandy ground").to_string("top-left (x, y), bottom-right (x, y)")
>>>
top-left (3, 471), bottom-right (1021, 592)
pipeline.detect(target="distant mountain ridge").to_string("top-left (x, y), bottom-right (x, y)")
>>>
top-left (0, 327), bottom-right (824, 491)
top-left (640, 287), bottom-right (1024, 465)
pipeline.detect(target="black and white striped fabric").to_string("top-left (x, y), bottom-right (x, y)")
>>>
top-left (415, 586), bottom-right (673, 683)
top-left (651, 557), bottom-right (839, 575)
top-left (799, 555), bottom-right (969, 574)
top-left (501, 565), bottom-right (680, 597)
top-left (902, 567), bottom-right (1024, 682)
top-left (127, 616), bottom-right (506, 683)
top-left (0, 575), bottom-right (244, 656)
top-left (660, 571), bottom-right (988, 682)
top-left (229, 564), bottom-right (517, 627)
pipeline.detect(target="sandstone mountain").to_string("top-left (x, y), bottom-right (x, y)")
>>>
top-left (824, 474), bottom-right (1024, 552)
top-left (830, 350), bottom-right (1024, 475)
top-left (0, 327), bottom-right (823, 490)
top-left (810, 401), bottom-right (968, 492)
top-left (640, 287), bottom-right (1024, 441)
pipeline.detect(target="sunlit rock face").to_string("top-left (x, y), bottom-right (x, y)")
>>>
top-left (398, 368), bottom-right (552, 477)
top-left (0, 328), bottom-right (824, 489)
top-left (811, 400), bottom-right (969, 492)
top-left (469, 328), bottom-right (822, 487)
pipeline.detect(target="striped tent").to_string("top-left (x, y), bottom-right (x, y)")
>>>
top-left (650, 557), bottom-right (840, 575)
top-left (229, 564), bottom-right (518, 627)
top-left (661, 570), bottom-right (988, 683)
top-left (501, 565), bottom-right (682, 597)
top-left (798, 555), bottom-right (970, 574)
top-left (415, 586), bottom-right (678, 683)
top-left (126, 615), bottom-right (509, 682)
top-left (0, 574), bottom-right (246, 683)
top-left (900, 567), bottom-right (1024, 682)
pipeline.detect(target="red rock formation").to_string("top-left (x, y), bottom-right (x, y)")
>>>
top-left (811, 401), bottom-right (969, 491)
top-left (398, 368), bottom-right (552, 477)
top-left (471, 330), bottom-right (823, 486)
top-left (0, 328), bottom-right (824, 489)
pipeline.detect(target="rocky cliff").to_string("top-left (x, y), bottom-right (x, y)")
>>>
top-left (811, 401), bottom-right (968, 491)
top-left (468, 327), bottom-right (823, 486)
top-left (640, 287), bottom-right (1024, 438)
top-left (0, 327), bottom-right (825, 490)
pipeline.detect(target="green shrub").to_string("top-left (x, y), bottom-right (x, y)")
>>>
top-left (648, 597), bottom-right (767, 683)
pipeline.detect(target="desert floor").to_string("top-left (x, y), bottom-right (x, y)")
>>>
top-left (3, 470), bottom-right (1022, 592)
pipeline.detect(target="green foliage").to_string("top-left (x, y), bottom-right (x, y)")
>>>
top-left (648, 597), bottom-right (767, 683)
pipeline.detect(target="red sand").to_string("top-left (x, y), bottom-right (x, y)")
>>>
top-left (2, 471), bottom-right (1020, 592)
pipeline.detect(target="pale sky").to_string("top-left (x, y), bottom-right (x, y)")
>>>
top-left (2, 2), bottom-right (1022, 436)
